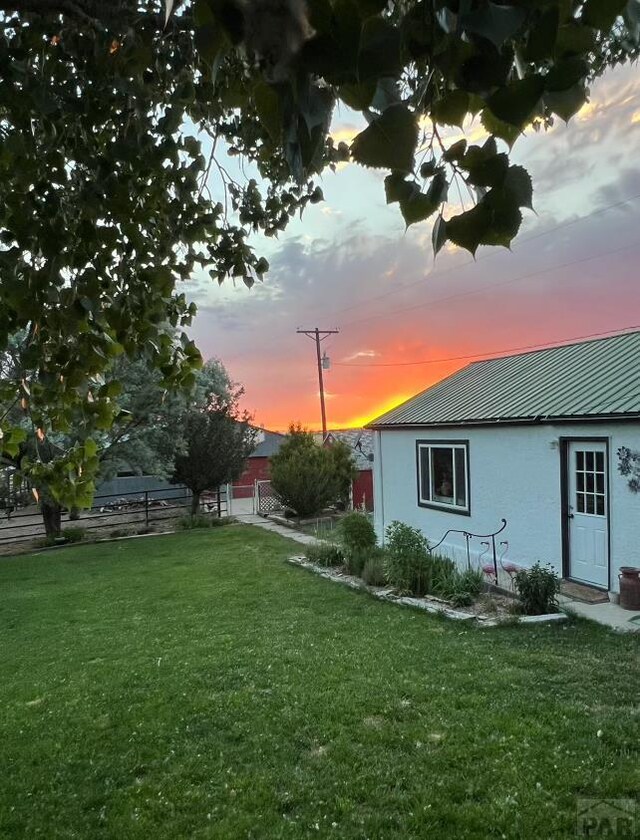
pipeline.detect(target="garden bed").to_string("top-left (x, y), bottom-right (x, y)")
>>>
top-left (288, 555), bottom-right (567, 628)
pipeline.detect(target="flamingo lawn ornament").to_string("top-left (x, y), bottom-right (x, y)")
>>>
top-left (499, 540), bottom-right (520, 588)
top-left (479, 541), bottom-right (496, 584)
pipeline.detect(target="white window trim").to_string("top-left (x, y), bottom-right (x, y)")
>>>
top-left (417, 441), bottom-right (470, 515)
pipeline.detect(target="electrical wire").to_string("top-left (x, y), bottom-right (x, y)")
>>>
top-left (334, 324), bottom-right (640, 368)
top-left (338, 240), bottom-right (640, 331)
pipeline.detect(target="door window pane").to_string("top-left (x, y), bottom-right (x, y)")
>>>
top-left (596, 473), bottom-right (604, 494)
top-left (596, 495), bottom-right (605, 516)
top-left (586, 451), bottom-right (594, 471)
top-left (586, 473), bottom-right (594, 493)
top-left (596, 451), bottom-right (604, 472)
top-left (586, 494), bottom-right (595, 514)
top-left (577, 493), bottom-right (585, 513)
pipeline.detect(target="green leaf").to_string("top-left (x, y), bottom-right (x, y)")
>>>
top-left (486, 75), bottom-right (545, 128)
top-left (419, 158), bottom-right (437, 178)
top-left (399, 170), bottom-right (448, 227)
top-left (432, 214), bottom-right (447, 256)
top-left (545, 57), bottom-right (589, 92)
top-left (350, 104), bottom-right (417, 173)
top-left (555, 23), bottom-right (597, 56)
top-left (503, 165), bottom-right (533, 210)
top-left (384, 173), bottom-right (417, 204)
top-left (480, 109), bottom-right (521, 148)
top-left (544, 83), bottom-right (587, 122)
top-left (466, 152), bottom-right (509, 188)
top-left (432, 90), bottom-right (470, 128)
top-left (460, 2), bottom-right (527, 48)
top-left (524, 6), bottom-right (559, 60)
top-left (581, 0), bottom-right (626, 30)
top-left (400, 192), bottom-right (438, 226)
top-left (446, 203), bottom-right (492, 255)
top-left (442, 139), bottom-right (467, 162)
top-left (254, 83), bottom-right (282, 143)
top-left (339, 81), bottom-right (376, 111)
top-left (358, 18), bottom-right (402, 81)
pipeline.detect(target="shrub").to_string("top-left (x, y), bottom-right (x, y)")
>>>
top-left (340, 511), bottom-right (376, 553)
top-left (384, 521), bottom-right (431, 596)
top-left (432, 559), bottom-right (485, 607)
top-left (61, 526), bottom-right (86, 543)
top-left (345, 547), bottom-right (368, 577)
top-left (514, 563), bottom-right (560, 615)
top-left (430, 554), bottom-right (457, 594)
top-left (340, 512), bottom-right (377, 576)
top-left (177, 514), bottom-right (218, 530)
top-left (362, 549), bottom-right (387, 586)
top-left (270, 425), bottom-right (338, 517)
top-left (305, 542), bottom-right (345, 567)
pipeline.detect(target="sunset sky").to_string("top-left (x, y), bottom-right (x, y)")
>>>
top-left (187, 62), bottom-right (640, 432)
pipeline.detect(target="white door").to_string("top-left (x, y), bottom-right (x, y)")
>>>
top-left (568, 442), bottom-right (609, 589)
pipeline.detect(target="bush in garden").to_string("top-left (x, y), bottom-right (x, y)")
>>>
top-left (340, 512), bottom-right (377, 575)
top-left (61, 526), bottom-right (86, 543)
top-left (431, 557), bottom-right (485, 607)
top-left (270, 425), bottom-right (337, 518)
top-left (362, 549), bottom-right (387, 587)
top-left (384, 521), bottom-right (431, 596)
top-left (340, 511), bottom-right (376, 554)
top-left (345, 548), bottom-right (368, 577)
top-left (514, 563), bottom-right (560, 615)
top-left (305, 542), bottom-right (345, 568)
top-left (430, 554), bottom-right (457, 594)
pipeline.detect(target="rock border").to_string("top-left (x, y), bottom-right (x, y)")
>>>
top-left (287, 556), bottom-right (567, 628)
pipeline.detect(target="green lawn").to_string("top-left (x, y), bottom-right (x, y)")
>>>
top-left (1, 527), bottom-right (638, 839)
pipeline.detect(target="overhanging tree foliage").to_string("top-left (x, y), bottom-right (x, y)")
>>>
top-left (1, 0), bottom-right (638, 502)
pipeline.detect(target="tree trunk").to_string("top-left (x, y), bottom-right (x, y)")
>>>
top-left (69, 506), bottom-right (80, 521)
top-left (41, 500), bottom-right (62, 538)
top-left (190, 491), bottom-right (201, 516)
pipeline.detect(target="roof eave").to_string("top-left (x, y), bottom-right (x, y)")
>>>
top-left (367, 412), bottom-right (640, 431)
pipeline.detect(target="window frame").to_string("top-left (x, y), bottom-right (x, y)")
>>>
top-left (416, 439), bottom-right (471, 516)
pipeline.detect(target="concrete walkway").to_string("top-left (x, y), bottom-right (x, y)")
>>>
top-left (236, 514), bottom-right (318, 546)
top-left (558, 595), bottom-right (640, 633)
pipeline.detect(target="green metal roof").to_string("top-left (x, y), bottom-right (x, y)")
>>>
top-left (369, 331), bottom-right (640, 429)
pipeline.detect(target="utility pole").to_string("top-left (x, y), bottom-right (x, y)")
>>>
top-left (296, 327), bottom-right (339, 439)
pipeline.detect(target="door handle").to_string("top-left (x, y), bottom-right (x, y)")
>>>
top-left (568, 512), bottom-right (574, 519)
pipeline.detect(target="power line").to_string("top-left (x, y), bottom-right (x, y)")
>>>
top-left (338, 239), bottom-right (640, 331)
top-left (334, 324), bottom-right (640, 368)
top-left (323, 192), bottom-right (640, 325)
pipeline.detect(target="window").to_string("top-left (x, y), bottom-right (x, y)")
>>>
top-left (417, 441), bottom-right (469, 514)
top-left (575, 448), bottom-right (606, 517)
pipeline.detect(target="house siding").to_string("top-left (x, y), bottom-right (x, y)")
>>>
top-left (373, 422), bottom-right (640, 592)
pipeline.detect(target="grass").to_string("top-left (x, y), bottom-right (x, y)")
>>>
top-left (0, 526), bottom-right (639, 839)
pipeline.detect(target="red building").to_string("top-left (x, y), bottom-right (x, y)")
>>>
top-left (232, 429), bottom-right (286, 499)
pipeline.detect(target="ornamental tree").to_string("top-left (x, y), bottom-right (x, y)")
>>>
top-left (171, 387), bottom-right (257, 515)
top-left (0, 0), bottom-right (639, 503)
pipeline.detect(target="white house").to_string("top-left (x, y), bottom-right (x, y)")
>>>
top-left (369, 331), bottom-right (640, 595)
